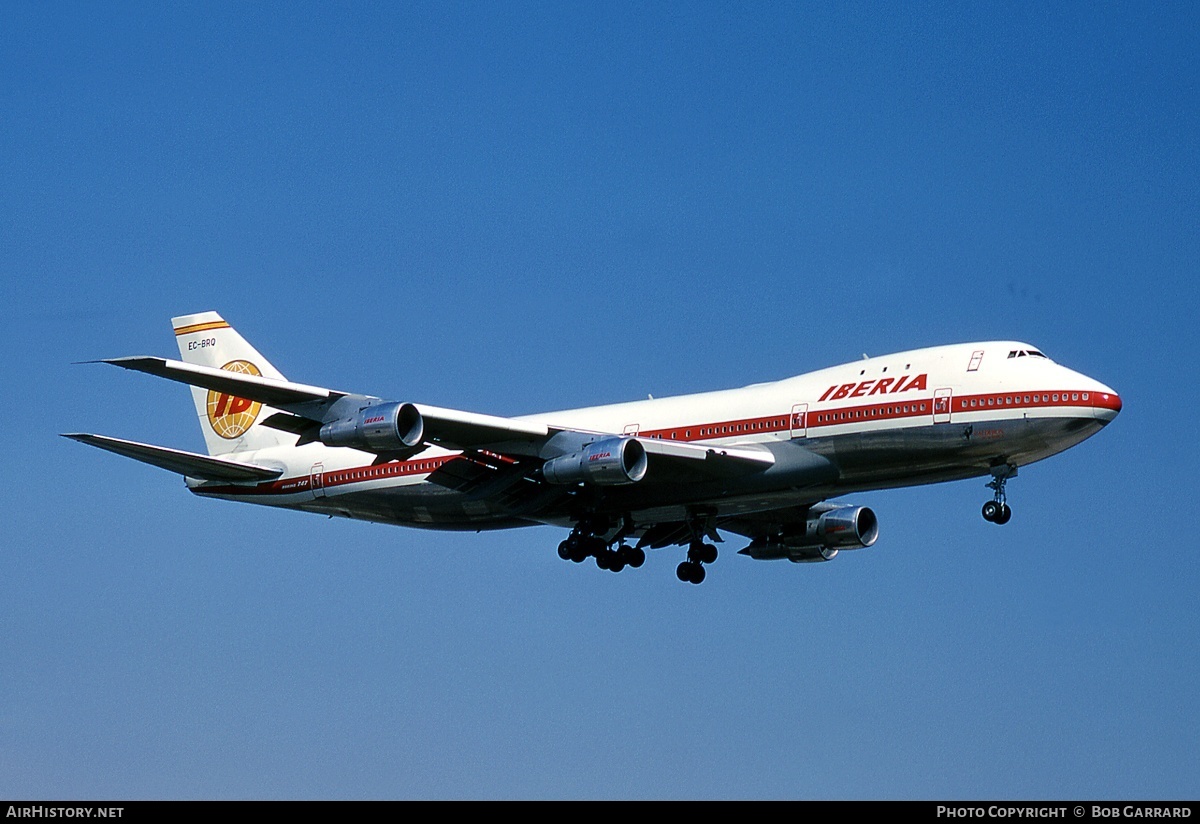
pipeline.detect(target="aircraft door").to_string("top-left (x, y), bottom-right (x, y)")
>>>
top-left (790, 403), bottom-right (808, 438)
top-left (933, 388), bottom-right (952, 424)
top-left (311, 463), bottom-right (326, 498)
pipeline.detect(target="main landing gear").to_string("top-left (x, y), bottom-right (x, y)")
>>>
top-left (557, 521), bottom-right (646, 574)
top-left (982, 464), bottom-right (1016, 525)
top-left (676, 540), bottom-right (718, 585)
top-left (675, 512), bottom-right (720, 585)
top-left (557, 513), bottom-right (721, 584)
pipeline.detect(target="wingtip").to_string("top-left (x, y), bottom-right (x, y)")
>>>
top-left (98, 356), bottom-right (162, 368)
top-left (69, 357), bottom-right (140, 367)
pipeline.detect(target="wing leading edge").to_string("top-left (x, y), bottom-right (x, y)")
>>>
top-left (93, 351), bottom-right (779, 484)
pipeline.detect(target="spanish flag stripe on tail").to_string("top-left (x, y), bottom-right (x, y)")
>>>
top-left (174, 320), bottom-right (230, 336)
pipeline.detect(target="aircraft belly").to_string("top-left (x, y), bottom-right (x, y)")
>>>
top-left (812, 414), bottom-right (1104, 487)
top-left (318, 483), bottom-right (541, 530)
top-left (205, 480), bottom-right (537, 531)
top-left (599, 414), bottom-right (1106, 518)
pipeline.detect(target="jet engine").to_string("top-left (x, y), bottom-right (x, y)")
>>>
top-left (319, 402), bottom-right (424, 451)
top-left (542, 437), bottom-right (648, 486)
top-left (739, 504), bottom-right (879, 563)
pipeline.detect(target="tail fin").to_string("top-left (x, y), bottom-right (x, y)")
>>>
top-left (172, 311), bottom-right (291, 456)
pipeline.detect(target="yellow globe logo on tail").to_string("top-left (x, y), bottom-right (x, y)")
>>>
top-left (206, 361), bottom-right (263, 439)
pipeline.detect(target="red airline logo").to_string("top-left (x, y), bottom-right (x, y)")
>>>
top-left (818, 373), bottom-right (927, 402)
top-left (206, 360), bottom-right (263, 439)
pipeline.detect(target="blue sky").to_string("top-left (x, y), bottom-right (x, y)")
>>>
top-left (2, 1), bottom-right (1197, 800)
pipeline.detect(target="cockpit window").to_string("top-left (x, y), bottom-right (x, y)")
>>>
top-left (1009, 349), bottom-right (1049, 359)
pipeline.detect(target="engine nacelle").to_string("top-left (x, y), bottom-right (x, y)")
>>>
top-left (319, 402), bottom-right (424, 451)
top-left (806, 504), bottom-right (879, 550)
top-left (542, 437), bottom-right (648, 486)
top-left (738, 504), bottom-right (878, 563)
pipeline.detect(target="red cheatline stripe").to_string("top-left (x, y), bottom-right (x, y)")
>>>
top-left (174, 320), bottom-right (230, 336)
top-left (203, 455), bottom-right (457, 496)
top-left (203, 387), bottom-right (1112, 496)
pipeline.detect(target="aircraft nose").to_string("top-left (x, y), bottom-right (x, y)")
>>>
top-left (1092, 386), bottom-right (1122, 422)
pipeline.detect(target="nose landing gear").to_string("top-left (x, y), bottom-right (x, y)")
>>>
top-left (982, 464), bottom-right (1016, 524)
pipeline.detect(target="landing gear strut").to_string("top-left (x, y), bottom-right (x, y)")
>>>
top-left (982, 464), bottom-right (1016, 525)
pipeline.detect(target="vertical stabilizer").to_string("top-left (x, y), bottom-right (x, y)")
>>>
top-left (172, 312), bottom-right (290, 456)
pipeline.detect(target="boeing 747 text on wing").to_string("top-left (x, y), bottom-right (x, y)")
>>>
top-left (66, 312), bottom-right (1121, 584)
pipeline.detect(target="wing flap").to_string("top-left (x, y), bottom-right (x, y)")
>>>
top-left (411, 404), bottom-right (550, 449)
top-left (62, 433), bottom-right (283, 482)
top-left (638, 438), bottom-right (775, 480)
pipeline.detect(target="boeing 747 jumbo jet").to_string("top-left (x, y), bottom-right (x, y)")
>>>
top-left (65, 312), bottom-right (1121, 584)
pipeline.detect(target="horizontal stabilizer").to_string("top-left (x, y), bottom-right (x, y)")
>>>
top-left (62, 433), bottom-right (283, 482)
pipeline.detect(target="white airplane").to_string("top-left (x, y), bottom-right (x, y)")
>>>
top-left (65, 312), bottom-right (1121, 584)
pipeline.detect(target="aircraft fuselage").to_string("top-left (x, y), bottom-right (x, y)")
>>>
top-left (187, 341), bottom-right (1120, 531)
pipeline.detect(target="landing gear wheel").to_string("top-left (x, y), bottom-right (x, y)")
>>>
top-left (995, 503), bottom-right (1012, 525)
top-left (614, 544), bottom-right (643, 570)
top-left (687, 540), bottom-right (718, 565)
top-left (558, 540), bottom-right (572, 561)
top-left (676, 561), bottom-right (705, 584)
top-left (982, 501), bottom-right (999, 522)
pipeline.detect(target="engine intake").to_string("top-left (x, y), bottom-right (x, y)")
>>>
top-left (542, 437), bottom-right (648, 486)
top-left (809, 504), bottom-right (879, 549)
top-left (319, 402), bottom-right (424, 451)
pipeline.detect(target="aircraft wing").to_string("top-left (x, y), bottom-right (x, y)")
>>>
top-left (98, 357), bottom-right (776, 481)
top-left (62, 433), bottom-right (283, 482)
top-left (402, 415), bottom-right (776, 479)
